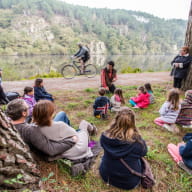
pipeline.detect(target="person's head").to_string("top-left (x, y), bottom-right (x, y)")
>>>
top-left (77, 43), bottom-right (82, 48)
top-left (107, 61), bottom-right (115, 70)
top-left (35, 78), bottom-right (43, 87)
top-left (0, 68), bottom-right (2, 76)
top-left (184, 90), bottom-right (192, 104)
top-left (138, 86), bottom-right (147, 94)
top-left (114, 88), bottom-right (125, 104)
top-left (180, 46), bottom-right (189, 56)
top-left (6, 99), bottom-right (29, 121)
top-left (144, 83), bottom-right (153, 92)
top-left (24, 86), bottom-right (34, 96)
top-left (33, 100), bottom-right (55, 127)
top-left (106, 107), bottom-right (140, 142)
top-left (99, 87), bottom-right (106, 96)
top-left (167, 88), bottom-right (180, 110)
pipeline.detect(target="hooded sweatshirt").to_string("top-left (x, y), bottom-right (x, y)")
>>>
top-left (93, 96), bottom-right (110, 116)
top-left (99, 133), bottom-right (147, 190)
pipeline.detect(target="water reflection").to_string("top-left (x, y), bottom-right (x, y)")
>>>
top-left (0, 55), bottom-right (173, 81)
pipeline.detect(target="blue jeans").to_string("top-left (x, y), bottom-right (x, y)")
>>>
top-left (53, 111), bottom-right (70, 126)
top-left (129, 99), bottom-right (137, 107)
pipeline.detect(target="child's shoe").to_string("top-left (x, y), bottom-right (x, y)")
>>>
top-left (163, 124), bottom-right (173, 132)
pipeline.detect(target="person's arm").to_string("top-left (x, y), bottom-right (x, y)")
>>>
top-left (179, 139), bottom-right (192, 158)
top-left (112, 71), bottom-right (117, 82)
top-left (101, 69), bottom-right (107, 88)
top-left (159, 102), bottom-right (168, 116)
top-left (29, 128), bottom-right (76, 156)
top-left (74, 48), bottom-right (86, 58)
top-left (132, 95), bottom-right (142, 103)
top-left (93, 98), bottom-right (99, 109)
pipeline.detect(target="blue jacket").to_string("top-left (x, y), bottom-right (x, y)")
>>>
top-left (179, 133), bottom-right (192, 169)
top-left (93, 96), bottom-right (110, 116)
top-left (171, 55), bottom-right (191, 79)
top-left (99, 133), bottom-right (147, 190)
top-left (34, 86), bottom-right (53, 102)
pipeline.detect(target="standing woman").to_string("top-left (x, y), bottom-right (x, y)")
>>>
top-left (171, 46), bottom-right (191, 89)
top-left (99, 107), bottom-right (147, 190)
top-left (101, 61), bottom-right (117, 93)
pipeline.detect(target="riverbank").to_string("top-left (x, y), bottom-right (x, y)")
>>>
top-left (3, 71), bottom-right (170, 93)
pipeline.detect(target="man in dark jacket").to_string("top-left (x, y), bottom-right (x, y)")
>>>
top-left (72, 43), bottom-right (90, 74)
top-left (6, 99), bottom-right (76, 158)
top-left (171, 46), bottom-right (192, 89)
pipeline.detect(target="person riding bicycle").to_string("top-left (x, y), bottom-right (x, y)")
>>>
top-left (72, 43), bottom-right (90, 74)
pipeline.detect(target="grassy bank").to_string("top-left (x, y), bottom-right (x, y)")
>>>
top-left (29, 83), bottom-right (192, 191)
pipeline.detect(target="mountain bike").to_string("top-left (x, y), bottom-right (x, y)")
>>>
top-left (61, 60), bottom-right (97, 79)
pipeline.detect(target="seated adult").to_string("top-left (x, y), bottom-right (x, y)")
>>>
top-left (99, 107), bottom-right (147, 190)
top-left (34, 78), bottom-right (54, 102)
top-left (6, 99), bottom-right (76, 157)
top-left (32, 100), bottom-right (97, 161)
top-left (101, 61), bottom-right (117, 93)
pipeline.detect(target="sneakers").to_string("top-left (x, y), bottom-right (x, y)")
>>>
top-left (178, 161), bottom-right (192, 175)
top-left (163, 124), bottom-right (173, 132)
top-left (163, 124), bottom-right (179, 133)
top-left (71, 163), bottom-right (86, 176)
top-left (132, 105), bottom-right (139, 109)
top-left (88, 123), bottom-right (97, 136)
top-left (182, 125), bottom-right (192, 129)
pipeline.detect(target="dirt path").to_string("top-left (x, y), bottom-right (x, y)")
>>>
top-left (3, 72), bottom-right (171, 93)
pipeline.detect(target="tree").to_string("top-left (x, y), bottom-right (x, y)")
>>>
top-left (182, 0), bottom-right (192, 90)
top-left (0, 109), bottom-right (40, 190)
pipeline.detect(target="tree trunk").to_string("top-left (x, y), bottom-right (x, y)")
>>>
top-left (182, 0), bottom-right (192, 90)
top-left (0, 109), bottom-right (40, 191)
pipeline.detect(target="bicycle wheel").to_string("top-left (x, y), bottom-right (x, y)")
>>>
top-left (84, 64), bottom-right (97, 78)
top-left (61, 65), bottom-right (76, 79)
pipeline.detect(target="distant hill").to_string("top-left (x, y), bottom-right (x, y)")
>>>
top-left (0, 0), bottom-right (187, 55)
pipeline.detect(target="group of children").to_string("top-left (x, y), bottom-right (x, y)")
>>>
top-left (22, 78), bottom-right (54, 122)
top-left (93, 83), bottom-right (155, 118)
top-left (93, 82), bottom-right (192, 176)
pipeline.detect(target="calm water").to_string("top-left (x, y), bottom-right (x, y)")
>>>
top-left (0, 55), bottom-right (173, 81)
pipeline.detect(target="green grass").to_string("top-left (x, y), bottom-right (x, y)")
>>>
top-left (38, 83), bottom-right (191, 192)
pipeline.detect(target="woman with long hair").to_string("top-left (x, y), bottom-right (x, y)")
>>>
top-left (33, 100), bottom-right (96, 161)
top-left (99, 107), bottom-right (147, 190)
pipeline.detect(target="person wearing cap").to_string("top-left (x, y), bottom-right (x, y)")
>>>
top-left (72, 43), bottom-right (90, 74)
top-left (101, 61), bottom-right (117, 93)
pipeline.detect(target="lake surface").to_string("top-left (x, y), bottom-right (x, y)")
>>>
top-left (0, 55), bottom-right (173, 81)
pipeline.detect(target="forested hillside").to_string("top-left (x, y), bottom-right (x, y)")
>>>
top-left (0, 0), bottom-right (187, 55)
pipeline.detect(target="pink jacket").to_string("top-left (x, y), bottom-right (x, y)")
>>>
top-left (132, 93), bottom-right (150, 108)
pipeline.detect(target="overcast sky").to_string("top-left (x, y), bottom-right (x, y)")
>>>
top-left (62, 0), bottom-right (191, 20)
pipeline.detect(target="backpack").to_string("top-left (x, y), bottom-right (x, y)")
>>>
top-left (6, 92), bottom-right (20, 101)
top-left (84, 46), bottom-right (90, 60)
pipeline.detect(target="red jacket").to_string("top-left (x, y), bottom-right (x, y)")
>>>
top-left (132, 93), bottom-right (150, 108)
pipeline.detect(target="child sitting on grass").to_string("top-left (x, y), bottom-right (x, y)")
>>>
top-left (144, 83), bottom-right (155, 104)
top-left (110, 88), bottom-right (125, 112)
top-left (93, 87), bottom-right (110, 119)
top-left (176, 90), bottom-right (192, 128)
top-left (23, 86), bottom-right (36, 123)
top-left (154, 88), bottom-right (180, 132)
top-left (129, 86), bottom-right (150, 109)
top-left (167, 133), bottom-right (192, 174)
